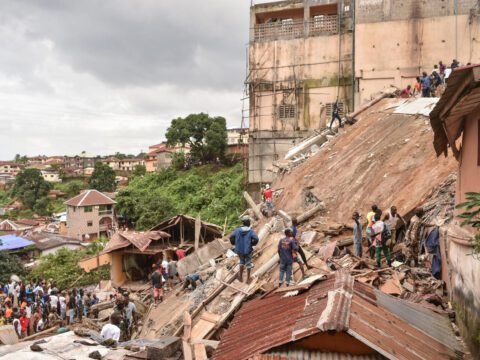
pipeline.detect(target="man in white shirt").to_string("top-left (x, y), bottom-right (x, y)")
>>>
top-left (100, 314), bottom-right (121, 343)
top-left (50, 291), bottom-right (59, 314)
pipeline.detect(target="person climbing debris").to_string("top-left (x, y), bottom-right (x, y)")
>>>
top-left (278, 228), bottom-right (298, 287)
top-left (179, 273), bottom-right (203, 293)
top-left (262, 184), bottom-right (274, 212)
top-left (230, 216), bottom-right (259, 283)
top-left (405, 207), bottom-right (424, 267)
top-left (291, 217), bottom-right (309, 275)
top-left (329, 100), bottom-right (343, 130)
top-left (371, 212), bottom-right (392, 268)
top-left (352, 211), bottom-right (363, 257)
top-left (366, 205), bottom-right (378, 258)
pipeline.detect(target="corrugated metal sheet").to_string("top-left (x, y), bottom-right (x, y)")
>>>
top-left (254, 349), bottom-right (381, 360)
top-left (393, 97), bottom-right (439, 116)
top-left (214, 272), bottom-right (465, 360)
top-left (349, 294), bottom-right (460, 360)
top-left (317, 271), bottom-right (353, 332)
top-left (102, 230), bottom-right (170, 253)
top-left (0, 234), bottom-right (34, 251)
top-left (374, 289), bottom-right (463, 355)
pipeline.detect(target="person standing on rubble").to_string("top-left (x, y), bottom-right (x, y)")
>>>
top-left (405, 207), bottom-right (424, 267)
top-left (371, 212), bottom-right (392, 268)
top-left (352, 211), bottom-right (363, 257)
top-left (366, 205), bottom-right (378, 258)
top-left (230, 216), bottom-right (259, 283)
top-left (123, 292), bottom-right (136, 340)
top-left (383, 206), bottom-right (405, 251)
top-left (291, 217), bottom-right (308, 276)
top-left (278, 228), bottom-right (298, 287)
top-left (262, 184), bottom-right (274, 212)
top-left (151, 264), bottom-right (164, 305)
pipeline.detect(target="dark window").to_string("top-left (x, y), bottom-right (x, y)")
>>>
top-left (87, 221), bottom-right (93, 227)
top-left (279, 104), bottom-right (296, 119)
top-left (84, 206), bottom-right (93, 213)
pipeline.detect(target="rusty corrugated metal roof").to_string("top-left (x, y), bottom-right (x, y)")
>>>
top-left (102, 230), bottom-right (170, 253)
top-left (214, 272), bottom-right (464, 360)
top-left (429, 64), bottom-right (480, 157)
top-left (317, 270), bottom-right (353, 332)
top-left (253, 350), bottom-right (381, 360)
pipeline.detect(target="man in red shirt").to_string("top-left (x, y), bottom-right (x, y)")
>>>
top-left (175, 247), bottom-right (186, 260)
top-left (19, 310), bottom-right (29, 338)
top-left (262, 184), bottom-right (274, 211)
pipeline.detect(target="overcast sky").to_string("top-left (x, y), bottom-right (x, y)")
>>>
top-left (0, 0), bottom-right (267, 159)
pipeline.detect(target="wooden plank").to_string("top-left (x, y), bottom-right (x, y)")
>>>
top-left (243, 191), bottom-right (264, 220)
top-left (200, 312), bottom-right (221, 323)
top-left (191, 318), bottom-right (216, 340)
top-left (194, 343), bottom-right (208, 360)
top-left (0, 325), bottom-right (18, 345)
top-left (220, 280), bottom-right (250, 295)
top-left (183, 311), bottom-right (192, 340)
top-left (182, 341), bottom-right (193, 360)
top-left (194, 214), bottom-right (201, 251)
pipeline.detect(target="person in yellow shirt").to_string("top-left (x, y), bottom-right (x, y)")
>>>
top-left (366, 205), bottom-right (378, 258)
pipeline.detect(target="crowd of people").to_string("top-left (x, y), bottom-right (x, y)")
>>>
top-left (400, 59), bottom-right (469, 98)
top-left (0, 278), bottom-right (99, 338)
top-left (352, 204), bottom-right (425, 268)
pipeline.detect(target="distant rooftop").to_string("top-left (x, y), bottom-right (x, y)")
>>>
top-left (64, 189), bottom-right (116, 207)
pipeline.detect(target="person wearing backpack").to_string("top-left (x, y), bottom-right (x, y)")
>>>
top-left (371, 212), bottom-right (392, 268)
top-left (230, 216), bottom-right (259, 283)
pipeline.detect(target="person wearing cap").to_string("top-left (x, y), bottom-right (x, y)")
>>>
top-left (151, 264), bottom-right (164, 305)
top-left (230, 216), bottom-right (259, 283)
top-left (278, 228), bottom-right (297, 287)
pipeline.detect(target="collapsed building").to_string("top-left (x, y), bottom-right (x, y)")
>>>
top-left (246, 0), bottom-right (480, 192)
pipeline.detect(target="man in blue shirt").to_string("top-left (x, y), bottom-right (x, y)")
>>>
top-left (278, 228), bottom-right (298, 287)
top-left (230, 216), bottom-right (259, 283)
top-left (421, 72), bottom-right (431, 98)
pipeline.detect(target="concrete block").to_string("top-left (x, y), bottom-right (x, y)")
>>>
top-left (146, 336), bottom-right (180, 359)
top-left (301, 230), bottom-right (318, 245)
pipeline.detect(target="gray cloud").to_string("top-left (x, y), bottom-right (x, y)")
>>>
top-left (0, 0), bottom-right (251, 159)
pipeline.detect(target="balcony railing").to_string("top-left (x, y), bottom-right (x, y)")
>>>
top-left (253, 15), bottom-right (338, 42)
top-left (99, 210), bottom-right (113, 216)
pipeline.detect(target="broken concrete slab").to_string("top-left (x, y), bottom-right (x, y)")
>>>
top-left (146, 337), bottom-right (180, 359)
top-left (380, 279), bottom-right (402, 296)
top-left (301, 231), bottom-right (317, 245)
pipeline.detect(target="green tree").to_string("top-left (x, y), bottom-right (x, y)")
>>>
top-left (456, 192), bottom-right (480, 258)
top-left (166, 113), bottom-right (227, 164)
top-left (28, 248), bottom-right (109, 290)
top-left (12, 168), bottom-right (52, 210)
top-left (171, 151), bottom-right (186, 170)
top-left (0, 252), bottom-right (26, 283)
top-left (114, 152), bottom-right (127, 160)
top-left (88, 162), bottom-right (116, 192)
top-left (132, 164), bottom-right (146, 177)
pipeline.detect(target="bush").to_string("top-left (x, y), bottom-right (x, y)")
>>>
top-left (456, 192), bottom-right (480, 259)
top-left (116, 164), bottom-right (244, 231)
top-left (28, 248), bottom-right (110, 290)
top-left (0, 252), bottom-right (26, 283)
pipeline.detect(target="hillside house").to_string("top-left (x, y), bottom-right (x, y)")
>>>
top-left (103, 215), bottom-right (223, 286)
top-left (64, 189), bottom-right (116, 241)
top-left (0, 162), bottom-right (23, 176)
top-left (430, 64), bottom-right (480, 356)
